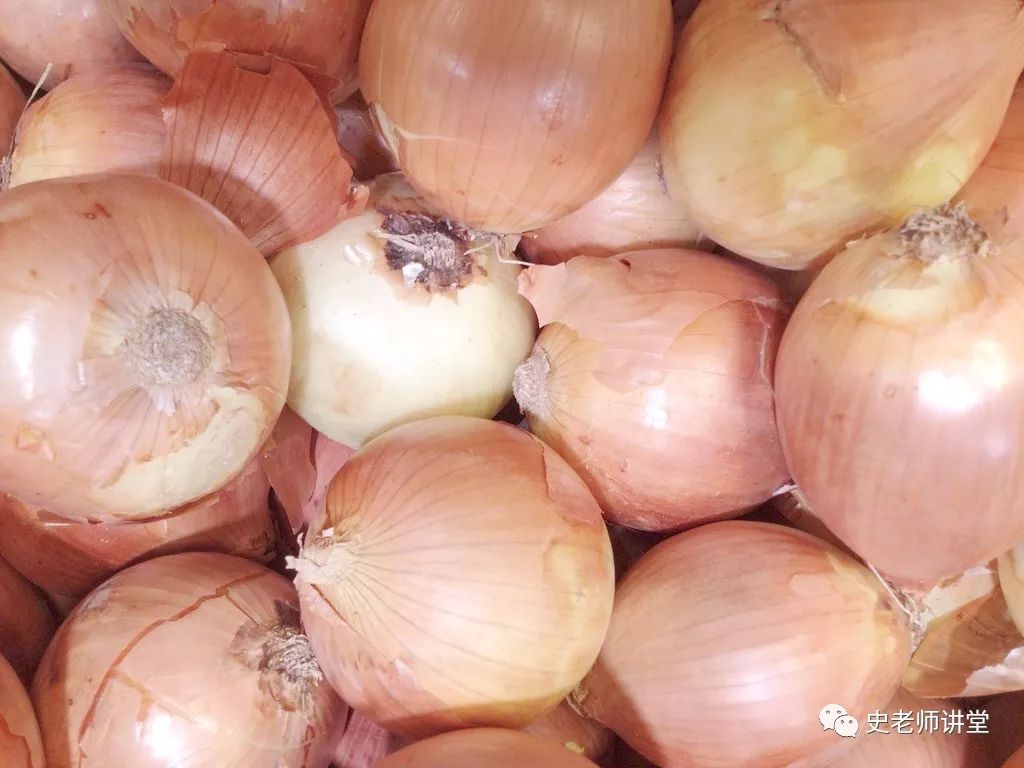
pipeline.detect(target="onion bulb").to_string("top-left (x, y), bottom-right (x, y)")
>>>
top-left (0, 459), bottom-right (276, 600)
top-left (0, 174), bottom-right (290, 522)
top-left (271, 173), bottom-right (536, 448)
top-left (0, 0), bottom-right (142, 88)
top-left (1008, 746), bottom-right (1024, 768)
top-left (776, 203), bottom-right (1024, 586)
top-left (33, 552), bottom-right (343, 766)
top-left (0, 557), bottom-right (55, 684)
top-left (523, 701), bottom-right (613, 763)
top-left (574, 521), bottom-right (912, 768)
top-left (359, 0), bottom-right (673, 233)
top-left (102, 0), bottom-right (373, 100)
top-left (659, 0), bottom-right (1024, 269)
top-left (290, 416), bottom-right (615, 737)
top-left (0, 652), bottom-right (43, 768)
top-left (378, 729), bottom-right (600, 768)
top-left (162, 51), bottom-right (360, 257)
top-left (9, 64), bottom-right (168, 188)
top-left (903, 558), bottom-right (1024, 698)
top-left (514, 250), bottom-right (789, 531)
top-left (335, 92), bottom-right (399, 182)
top-left (520, 135), bottom-right (707, 265)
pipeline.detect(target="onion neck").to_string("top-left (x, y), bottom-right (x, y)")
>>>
top-left (513, 348), bottom-right (551, 417)
top-left (899, 203), bottom-right (991, 262)
top-left (377, 209), bottom-right (477, 292)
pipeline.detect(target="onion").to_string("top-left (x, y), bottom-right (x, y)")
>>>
top-left (514, 250), bottom-right (789, 531)
top-left (33, 552), bottom-right (343, 766)
top-left (775, 203), bottom-right (1024, 586)
top-left (359, 0), bottom-right (673, 233)
top-left (0, 652), bottom-right (44, 768)
top-left (523, 701), bottom-right (613, 763)
top-left (162, 51), bottom-right (361, 257)
top-left (574, 521), bottom-right (912, 768)
top-left (1001, 545), bottom-right (1024, 637)
top-left (9, 64), bottom-right (167, 188)
top-left (903, 558), bottom-right (1024, 698)
top-left (520, 135), bottom-right (706, 265)
top-left (0, 61), bottom-right (25, 158)
top-left (327, 710), bottom-right (405, 768)
top-left (271, 174), bottom-right (537, 448)
top-left (0, 174), bottom-right (290, 522)
top-left (0, 557), bottom-right (55, 684)
top-left (659, 0), bottom-right (1024, 269)
top-left (102, 0), bottom-right (373, 100)
top-left (0, 459), bottom-right (276, 600)
top-left (377, 729), bottom-right (600, 768)
top-left (289, 416), bottom-right (615, 737)
top-left (335, 92), bottom-right (399, 182)
top-left (1008, 746), bottom-right (1024, 768)
top-left (0, 0), bottom-right (142, 88)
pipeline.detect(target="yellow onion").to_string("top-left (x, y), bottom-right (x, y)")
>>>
top-left (378, 729), bottom-right (600, 768)
top-left (290, 416), bottom-right (615, 737)
top-left (102, 0), bottom-right (373, 100)
top-left (335, 92), bottom-right (399, 182)
top-left (0, 652), bottom-right (44, 768)
top-left (162, 51), bottom-right (361, 256)
top-left (659, 0), bottom-right (1024, 269)
top-left (9, 63), bottom-right (167, 188)
top-left (0, 174), bottom-right (290, 522)
top-left (34, 552), bottom-right (343, 766)
top-left (574, 521), bottom-right (912, 768)
top-left (520, 135), bottom-right (707, 265)
top-left (1000, 545), bottom-right (1024, 638)
top-left (776, 203), bottom-right (1024, 586)
top-left (359, 0), bottom-right (673, 233)
top-left (0, 0), bottom-right (143, 88)
top-left (523, 701), bottom-right (613, 764)
top-left (271, 173), bottom-right (537, 448)
top-left (515, 250), bottom-right (789, 531)
top-left (0, 557), bottom-right (55, 684)
top-left (0, 459), bottom-right (276, 600)
top-left (904, 558), bottom-right (1024, 698)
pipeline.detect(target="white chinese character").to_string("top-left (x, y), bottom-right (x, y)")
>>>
top-left (943, 709), bottom-right (965, 734)
top-left (866, 711), bottom-right (889, 735)
top-left (891, 709), bottom-right (914, 735)
top-left (916, 709), bottom-right (940, 734)
top-left (966, 709), bottom-right (989, 734)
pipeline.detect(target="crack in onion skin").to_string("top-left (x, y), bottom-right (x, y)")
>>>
top-left (32, 552), bottom-right (342, 768)
top-left (0, 0), bottom-right (143, 89)
top-left (290, 416), bottom-right (615, 738)
top-left (515, 250), bottom-right (790, 531)
top-left (161, 51), bottom-right (360, 257)
top-left (9, 63), bottom-right (168, 189)
top-left (0, 652), bottom-right (44, 768)
top-left (0, 557), bottom-right (55, 685)
top-left (775, 203), bottom-right (1024, 587)
top-left (359, 0), bottom-right (673, 234)
top-left (574, 521), bottom-right (912, 768)
top-left (101, 0), bottom-right (373, 101)
top-left (377, 728), bottom-right (600, 768)
top-left (658, 0), bottom-right (1024, 270)
top-left (0, 174), bottom-right (291, 522)
top-left (0, 459), bottom-right (277, 600)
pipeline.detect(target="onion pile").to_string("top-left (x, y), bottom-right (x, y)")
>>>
top-left (378, 729), bottom-right (600, 768)
top-left (0, 557), bottom-right (54, 684)
top-left (515, 249), bottom-right (789, 530)
top-left (33, 552), bottom-right (343, 765)
top-left (574, 521), bottom-right (912, 768)
top-left (290, 416), bottom-right (615, 737)
top-left (0, 652), bottom-right (44, 768)
top-left (660, 0), bottom-right (1024, 268)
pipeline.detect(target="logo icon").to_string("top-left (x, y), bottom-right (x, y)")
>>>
top-left (820, 705), bottom-right (859, 738)
top-left (835, 714), bottom-right (859, 738)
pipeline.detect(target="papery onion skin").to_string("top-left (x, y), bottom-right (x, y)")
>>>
top-left (359, 0), bottom-right (673, 233)
top-left (516, 250), bottom-right (789, 531)
top-left (0, 459), bottom-right (276, 600)
top-left (520, 136), bottom-right (707, 266)
top-left (291, 416), bottom-right (615, 738)
top-left (1000, 546), bottom-right (1024, 639)
top-left (0, 652), bottom-right (44, 768)
top-left (9, 63), bottom-right (167, 188)
top-left (0, 0), bottom-right (143, 88)
top-left (575, 521), bottom-right (912, 768)
top-left (0, 557), bottom-right (55, 685)
top-left (335, 92), bottom-right (399, 182)
top-left (0, 174), bottom-right (291, 522)
top-left (659, 0), bottom-right (1024, 269)
top-left (33, 552), bottom-right (342, 768)
top-left (775, 204), bottom-right (1024, 586)
top-left (377, 728), bottom-right (600, 768)
top-left (0, 61), bottom-right (25, 156)
top-left (325, 710), bottom-right (405, 768)
top-left (102, 0), bottom-right (373, 100)
top-left (523, 700), bottom-right (613, 763)
top-left (271, 174), bottom-right (537, 448)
